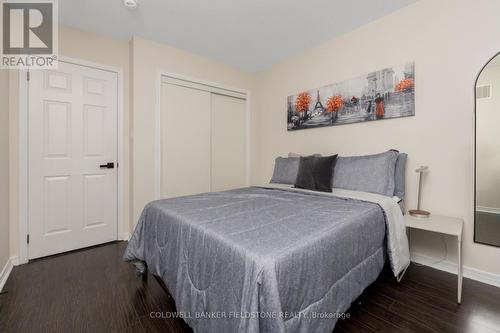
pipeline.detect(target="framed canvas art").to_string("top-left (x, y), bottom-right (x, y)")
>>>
top-left (287, 62), bottom-right (415, 130)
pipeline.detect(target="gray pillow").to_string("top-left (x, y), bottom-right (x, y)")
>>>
top-left (394, 153), bottom-right (407, 199)
top-left (270, 157), bottom-right (300, 184)
top-left (332, 150), bottom-right (399, 196)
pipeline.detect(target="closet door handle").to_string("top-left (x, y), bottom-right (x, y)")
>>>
top-left (99, 162), bottom-right (115, 169)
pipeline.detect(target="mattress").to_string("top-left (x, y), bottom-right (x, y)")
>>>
top-left (124, 186), bottom-right (388, 333)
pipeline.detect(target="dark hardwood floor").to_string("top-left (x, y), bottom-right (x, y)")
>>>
top-left (1, 241), bottom-right (499, 333)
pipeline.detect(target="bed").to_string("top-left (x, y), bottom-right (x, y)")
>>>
top-left (124, 183), bottom-right (410, 333)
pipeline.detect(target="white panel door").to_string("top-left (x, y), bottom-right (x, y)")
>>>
top-left (28, 61), bottom-right (118, 259)
top-left (211, 94), bottom-right (247, 191)
top-left (161, 83), bottom-right (211, 198)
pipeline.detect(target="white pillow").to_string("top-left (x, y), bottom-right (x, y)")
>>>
top-left (288, 152), bottom-right (322, 158)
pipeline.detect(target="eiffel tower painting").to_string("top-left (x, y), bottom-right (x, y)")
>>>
top-left (313, 90), bottom-right (325, 114)
top-left (287, 61), bottom-right (415, 131)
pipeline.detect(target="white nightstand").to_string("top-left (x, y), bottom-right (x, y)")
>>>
top-left (405, 214), bottom-right (464, 304)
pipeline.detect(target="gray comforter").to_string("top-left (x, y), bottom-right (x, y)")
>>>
top-left (124, 187), bottom-right (387, 332)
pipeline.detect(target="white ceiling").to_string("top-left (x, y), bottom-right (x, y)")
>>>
top-left (60, 0), bottom-right (418, 72)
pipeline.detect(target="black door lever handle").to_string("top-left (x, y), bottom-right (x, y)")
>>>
top-left (99, 162), bottom-right (115, 169)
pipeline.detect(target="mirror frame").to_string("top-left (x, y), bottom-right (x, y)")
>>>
top-left (474, 51), bottom-right (500, 247)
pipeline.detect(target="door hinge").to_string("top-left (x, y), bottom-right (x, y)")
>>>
top-left (26, 72), bottom-right (30, 81)
top-left (27, 234), bottom-right (29, 244)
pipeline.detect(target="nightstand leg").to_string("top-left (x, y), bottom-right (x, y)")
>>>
top-left (458, 235), bottom-right (462, 304)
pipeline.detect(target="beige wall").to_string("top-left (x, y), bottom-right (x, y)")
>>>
top-left (476, 65), bottom-right (500, 211)
top-left (131, 36), bottom-right (257, 224)
top-left (8, 71), bottom-right (18, 259)
top-left (8, 26), bottom-right (131, 257)
top-left (0, 70), bottom-right (9, 270)
top-left (253, 0), bottom-right (500, 275)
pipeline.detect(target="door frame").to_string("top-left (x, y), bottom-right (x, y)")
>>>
top-left (18, 56), bottom-right (125, 264)
top-left (155, 69), bottom-right (251, 199)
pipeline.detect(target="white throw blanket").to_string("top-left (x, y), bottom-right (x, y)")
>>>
top-left (262, 184), bottom-right (411, 279)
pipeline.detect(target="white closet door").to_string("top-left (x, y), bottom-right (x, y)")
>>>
top-left (211, 94), bottom-right (247, 191)
top-left (161, 83), bottom-right (211, 198)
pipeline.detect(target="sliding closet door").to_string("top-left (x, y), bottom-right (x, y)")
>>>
top-left (161, 83), bottom-right (211, 198)
top-left (211, 94), bottom-right (247, 191)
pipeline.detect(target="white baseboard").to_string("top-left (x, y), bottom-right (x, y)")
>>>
top-left (0, 257), bottom-right (16, 292)
top-left (476, 206), bottom-right (500, 215)
top-left (411, 252), bottom-right (500, 288)
top-left (120, 232), bottom-right (131, 241)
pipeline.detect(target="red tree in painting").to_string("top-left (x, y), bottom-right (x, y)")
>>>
top-left (326, 95), bottom-right (343, 123)
top-left (395, 78), bottom-right (414, 92)
top-left (295, 92), bottom-right (311, 121)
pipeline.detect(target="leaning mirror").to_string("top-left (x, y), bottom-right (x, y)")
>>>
top-left (475, 52), bottom-right (500, 247)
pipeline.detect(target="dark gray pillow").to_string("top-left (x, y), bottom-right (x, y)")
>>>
top-left (294, 155), bottom-right (338, 192)
top-left (394, 153), bottom-right (407, 198)
top-left (270, 157), bottom-right (300, 184)
top-left (332, 150), bottom-right (399, 196)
